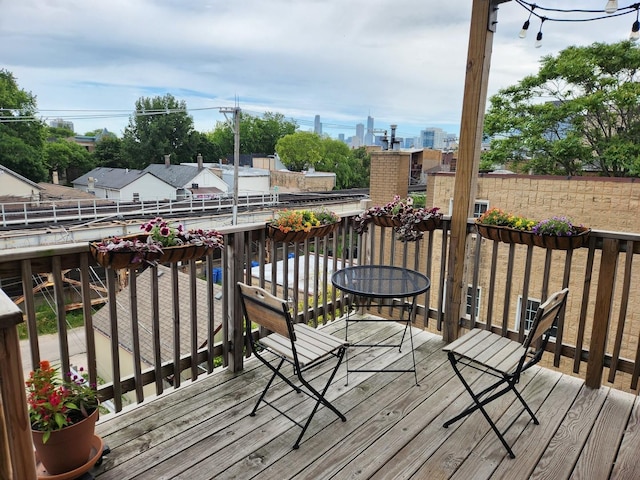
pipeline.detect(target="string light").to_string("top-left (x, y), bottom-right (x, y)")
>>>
top-left (631, 6), bottom-right (640, 40)
top-left (519, 5), bottom-right (535, 38)
top-left (515, 1), bottom-right (640, 46)
top-left (605, 0), bottom-right (619, 14)
top-left (535, 17), bottom-right (546, 48)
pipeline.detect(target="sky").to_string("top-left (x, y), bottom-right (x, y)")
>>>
top-left (1, 0), bottom-right (636, 141)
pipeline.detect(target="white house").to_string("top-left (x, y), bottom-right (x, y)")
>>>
top-left (145, 157), bottom-right (229, 200)
top-left (0, 164), bottom-right (42, 201)
top-left (72, 167), bottom-right (176, 201)
top-left (214, 165), bottom-right (271, 195)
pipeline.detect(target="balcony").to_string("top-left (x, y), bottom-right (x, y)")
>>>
top-left (2, 213), bottom-right (640, 479)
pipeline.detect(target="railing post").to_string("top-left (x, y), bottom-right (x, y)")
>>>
top-left (226, 233), bottom-right (245, 372)
top-left (586, 238), bottom-right (619, 389)
top-left (0, 289), bottom-right (37, 479)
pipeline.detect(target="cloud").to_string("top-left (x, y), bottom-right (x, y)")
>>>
top-left (1, 0), bottom-right (636, 138)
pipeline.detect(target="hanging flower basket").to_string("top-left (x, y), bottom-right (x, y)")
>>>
top-left (266, 222), bottom-right (339, 243)
top-left (372, 215), bottom-right (402, 229)
top-left (476, 209), bottom-right (590, 250)
top-left (531, 226), bottom-right (591, 250)
top-left (266, 208), bottom-right (341, 243)
top-left (90, 217), bottom-right (223, 269)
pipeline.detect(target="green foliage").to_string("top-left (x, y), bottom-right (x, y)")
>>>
top-left (121, 94), bottom-right (196, 168)
top-left (44, 139), bottom-right (95, 180)
top-left (484, 41), bottom-right (640, 177)
top-left (276, 132), bottom-right (370, 189)
top-left (92, 135), bottom-right (125, 168)
top-left (0, 69), bottom-right (48, 181)
top-left (207, 111), bottom-right (297, 158)
top-left (16, 304), bottom-right (85, 340)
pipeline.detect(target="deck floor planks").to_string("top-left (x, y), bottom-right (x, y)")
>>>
top-left (610, 395), bottom-right (640, 479)
top-left (218, 335), bottom-right (446, 480)
top-left (90, 318), bottom-right (640, 480)
top-left (530, 383), bottom-right (610, 480)
top-left (569, 387), bottom-right (636, 480)
top-left (446, 368), bottom-right (564, 480)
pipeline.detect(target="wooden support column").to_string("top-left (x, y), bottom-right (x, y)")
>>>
top-left (444, 0), bottom-right (508, 343)
top-left (0, 290), bottom-right (37, 479)
top-left (586, 238), bottom-right (619, 388)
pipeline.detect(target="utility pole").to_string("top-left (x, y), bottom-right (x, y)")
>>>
top-left (220, 105), bottom-right (241, 225)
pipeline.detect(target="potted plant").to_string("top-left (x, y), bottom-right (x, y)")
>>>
top-left (354, 195), bottom-right (442, 242)
top-left (90, 216), bottom-right (224, 269)
top-left (26, 361), bottom-right (102, 475)
top-left (476, 208), bottom-right (590, 249)
top-left (266, 208), bottom-right (341, 242)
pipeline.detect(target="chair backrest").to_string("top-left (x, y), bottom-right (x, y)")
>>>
top-left (237, 282), bottom-right (294, 340)
top-left (519, 288), bottom-right (569, 372)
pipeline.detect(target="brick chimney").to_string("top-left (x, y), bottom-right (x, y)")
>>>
top-left (164, 154), bottom-right (171, 167)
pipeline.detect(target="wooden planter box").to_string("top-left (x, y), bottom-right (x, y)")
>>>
top-left (476, 224), bottom-right (591, 250)
top-left (266, 222), bottom-right (339, 243)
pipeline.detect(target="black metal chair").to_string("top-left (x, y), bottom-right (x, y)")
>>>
top-left (237, 282), bottom-right (349, 449)
top-left (443, 288), bottom-right (569, 458)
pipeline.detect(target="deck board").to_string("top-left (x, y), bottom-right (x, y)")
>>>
top-left (92, 318), bottom-right (640, 480)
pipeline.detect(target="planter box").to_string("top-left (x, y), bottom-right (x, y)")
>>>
top-left (476, 224), bottom-right (591, 250)
top-left (266, 222), bottom-right (339, 243)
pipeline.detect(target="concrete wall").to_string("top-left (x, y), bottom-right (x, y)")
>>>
top-left (270, 170), bottom-right (336, 192)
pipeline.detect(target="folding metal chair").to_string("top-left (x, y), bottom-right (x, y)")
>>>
top-left (442, 288), bottom-right (569, 458)
top-left (237, 282), bottom-right (349, 449)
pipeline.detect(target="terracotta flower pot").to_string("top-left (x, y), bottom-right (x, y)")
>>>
top-left (266, 222), bottom-right (339, 243)
top-left (32, 408), bottom-right (99, 475)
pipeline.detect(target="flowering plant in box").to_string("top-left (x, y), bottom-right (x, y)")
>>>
top-left (476, 208), bottom-right (536, 231)
top-left (354, 195), bottom-right (442, 242)
top-left (91, 216), bottom-right (224, 267)
top-left (268, 208), bottom-right (340, 233)
top-left (532, 216), bottom-right (584, 236)
top-left (26, 360), bottom-right (100, 444)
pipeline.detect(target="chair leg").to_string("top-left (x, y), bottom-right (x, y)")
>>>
top-left (250, 357), bottom-right (286, 416)
top-left (444, 354), bottom-right (516, 459)
top-left (293, 346), bottom-right (347, 449)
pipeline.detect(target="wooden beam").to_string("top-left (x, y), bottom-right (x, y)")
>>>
top-left (444, 0), bottom-right (506, 343)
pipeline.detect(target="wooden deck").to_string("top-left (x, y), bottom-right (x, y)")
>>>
top-left (92, 318), bottom-right (640, 480)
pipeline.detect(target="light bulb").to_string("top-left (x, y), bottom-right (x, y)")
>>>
top-left (631, 21), bottom-right (640, 41)
top-left (519, 20), bottom-right (530, 38)
top-left (535, 31), bottom-right (543, 48)
top-left (605, 0), bottom-right (618, 14)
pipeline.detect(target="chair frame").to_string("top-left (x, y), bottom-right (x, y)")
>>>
top-left (443, 288), bottom-right (569, 458)
top-left (237, 282), bottom-right (348, 449)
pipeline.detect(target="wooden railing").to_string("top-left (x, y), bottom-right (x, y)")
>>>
top-left (1, 214), bottom-right (639, 477)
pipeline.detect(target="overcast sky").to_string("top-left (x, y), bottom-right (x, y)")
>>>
top-left (1, 0), bottom-right (634, 140)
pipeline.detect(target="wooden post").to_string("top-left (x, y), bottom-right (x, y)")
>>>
top-left (586, 238), bottom-right (619, 388)
top-left (444, 0), bottom-right (509, 343)
top-left (0, 289), bottom-right (37, 479)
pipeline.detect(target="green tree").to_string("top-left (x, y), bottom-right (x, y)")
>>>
top-left (0, 69), bottom-right (47, 181)
top-left (44, 140), bottom-right (95, 183)
top-left (121, 94), bottom-right (196, 168)
top-left (484, 41), bottom-right (640, 177)
top-left (276, 131), bottom-right (323, 171)
top-left (208, 111), bottom-right (297, 157)
top-left (92, 136), bottom-right (124, 168)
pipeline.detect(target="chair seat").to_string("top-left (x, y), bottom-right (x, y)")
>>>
top-left (443, 328), bottom-right (526, 375)
top-left (261, 324), bottom-right (348, 367)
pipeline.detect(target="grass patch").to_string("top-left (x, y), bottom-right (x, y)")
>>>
top-left (16, 304), bottom-right (85, 340)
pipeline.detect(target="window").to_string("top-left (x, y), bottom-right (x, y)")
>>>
top-left (443, 284), bottom-right (481, 321)
top-left (516, 296), bottom-right (556, 339)
top-left (448, 199), bottom-right (489, 218)
top-left (466, 286), bottom-right (481, 321)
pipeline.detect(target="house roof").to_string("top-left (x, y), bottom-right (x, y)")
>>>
top-left (0, 164), bottom-right (42, 190)
top-left (143, 164), bottom-right (202, 188)
top-left (92, 265), bottom-right (223, 366)
top-left (73, 167), bottom-right (162, 189)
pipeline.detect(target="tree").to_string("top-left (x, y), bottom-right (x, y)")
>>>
top-left (276, 131), bottom-right (323, 171)
top-left (92, 136), bottom-right (125, 168)
top-left (277, 132), bottom-right (370, 189)
top-left (484, 41), bottom-right (640, 177)
top-left (0, 69), bottom-right (48, 181)
top-left (44, 140), bottom-right (95, 183)
top-left (208, 111), bottom-right (297, 158)
top-left (121, 94), bottom-right (196, 168)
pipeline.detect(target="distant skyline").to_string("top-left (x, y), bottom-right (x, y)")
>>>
top-left (2, 1), bottom-right (636, 141)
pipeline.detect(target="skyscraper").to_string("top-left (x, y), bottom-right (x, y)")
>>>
top-left (314, 115), bottom-right (322, 135)
top-left (421, 128), bottom-right (445, 149)
top-left (364, 116), bottom-right (374, 145)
